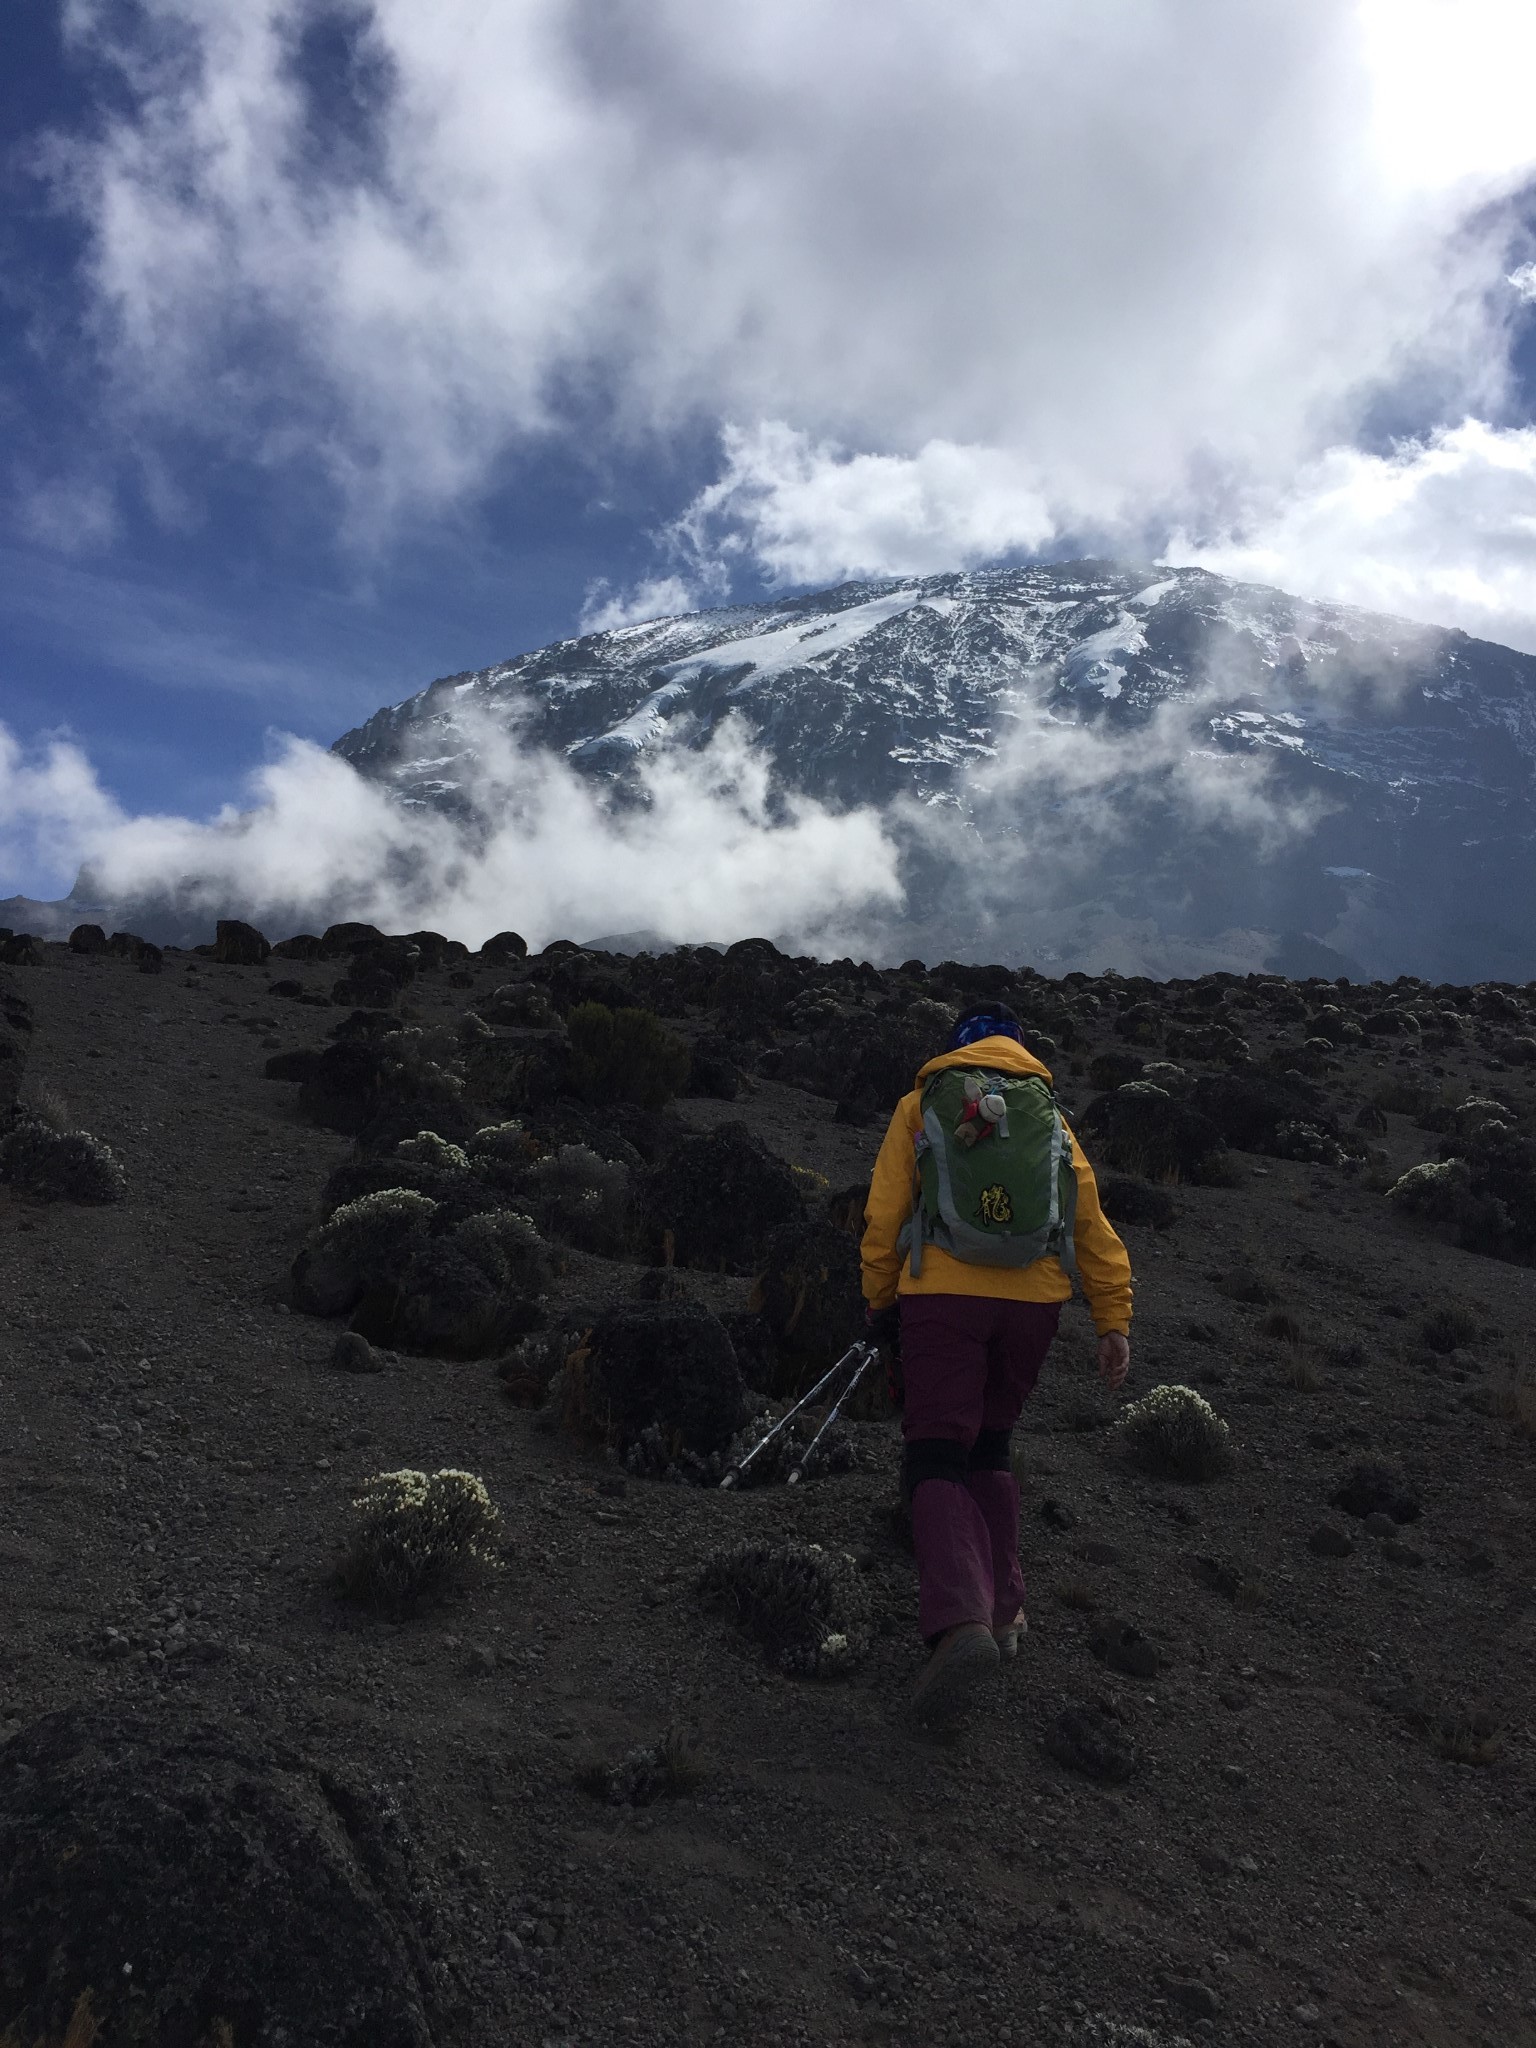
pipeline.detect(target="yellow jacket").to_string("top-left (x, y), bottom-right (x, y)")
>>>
top-left (860, 1037), bottom-right (1133, 1335)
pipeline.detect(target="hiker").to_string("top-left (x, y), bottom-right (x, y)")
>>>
top-left (861, 1002), bottom-right (1133, 1723)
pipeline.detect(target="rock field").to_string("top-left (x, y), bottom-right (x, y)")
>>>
top-left (1, 919), bottom-right (1534, 2047)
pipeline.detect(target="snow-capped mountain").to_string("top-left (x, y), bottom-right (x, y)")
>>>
top-left (332, 562), bottom-right (1536, 982)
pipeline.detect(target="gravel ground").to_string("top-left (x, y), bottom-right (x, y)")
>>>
top-left (1, 943), bottom-right (1534, 2048)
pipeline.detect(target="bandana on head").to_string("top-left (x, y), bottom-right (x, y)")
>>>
top-left (947, 1009), bottom-right (1025, 1052)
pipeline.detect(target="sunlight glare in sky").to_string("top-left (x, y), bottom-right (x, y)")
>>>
top-left (1360, 0), bottom-right (1536, 192)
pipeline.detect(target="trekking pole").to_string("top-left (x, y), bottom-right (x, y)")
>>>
top-left (719, 1341), bottom-right (871, 1490)
top-left (787, 1341), bottom-right (877, 1486)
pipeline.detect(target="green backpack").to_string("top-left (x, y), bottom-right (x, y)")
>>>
top-left (899, 1067), bottom-right (1078, 1277)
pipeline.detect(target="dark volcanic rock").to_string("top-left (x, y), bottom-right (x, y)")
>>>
top-left (1330, 1459), bottom-right (1422, 1523)
top-left (214, 919), bottom-right (271, 965)
top-left (0, 1708), bottom-right (443, 2048)
top-left (1044, 1703), bottom-right (1137, 1782)
top-left (68, 923), bottom-right (108, 954)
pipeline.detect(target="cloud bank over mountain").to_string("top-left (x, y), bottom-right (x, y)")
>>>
top-left (49, 0), bottom-right (1536, 640)
top-left (0, 711), bottom-right (904, 957)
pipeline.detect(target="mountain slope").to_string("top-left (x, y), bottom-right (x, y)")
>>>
top-left (332, 562), bottom-right (1536, 981)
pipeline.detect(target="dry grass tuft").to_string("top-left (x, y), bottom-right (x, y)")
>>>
top-left (1491, 1365), bottom-right (1536, 1438)
top-left (22, 1083), bottom-right (73, 1135)
top-left (1432, 1709), bottom-right (1504, 1767)
top-left (1054, 1578), bottom-right (1099, 1611)
top-left (1274, 1348), bottom-right (1323, 1392)
top-left (1260, 1309), bottom-right (1305, 1345)
top-left (0, 1990), bottom-right (101, 2048)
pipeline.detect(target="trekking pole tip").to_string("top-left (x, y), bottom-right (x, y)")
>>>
top-left (786, 1469), bottom-right (802, 1486)
top-left (719, 1471), bottom-right (738, 1491)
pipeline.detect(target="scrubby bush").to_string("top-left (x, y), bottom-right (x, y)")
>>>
top-left (292, 1188), bottom-right (436, 1316)
top-left (696, 1539), bottom-right (872, 1676)
top-left (1097, 1175), bottom-right (1178, 1230)
top-left (1386, 1158), bottom-right (1472, 1223)
top-left (449, 1207), bottom-right (549, 1294)
top-left (1113, 1384), bottom-right (1234, 1480)
top-left (1272, 1120), bottom-right (1348, 1166)
top-left (1078, 1083), bottom-right (1228, 1184)
top-left (578, 1723), bottom-right (702, 1806)
top-left (337, 1468), bottom-right (501, 1614)
top-left (566, 1001), bottom-right (691, 1110)
top-left (394, 1130), bottom-right (470, 1171)
top-left (518, 1143), bottom-right (630, 1253)
top-left (0, 1117), bottom-right (126, 1203)
top-left (555, 1303), bottom-right (746, 1476)
top-left (481, 981), bottom-right (557, 1028)
top-left (644, 1120), bottom-right (806, 1271)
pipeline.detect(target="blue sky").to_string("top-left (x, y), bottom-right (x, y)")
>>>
top-left (3, 0), bottom-right (1536, 906)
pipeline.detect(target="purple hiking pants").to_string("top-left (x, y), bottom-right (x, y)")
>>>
top-left (900, 1294), bottom-right (1062, 1641)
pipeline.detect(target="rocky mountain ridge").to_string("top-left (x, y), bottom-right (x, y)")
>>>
top-left (331, 561), bottom-right (1536, 983)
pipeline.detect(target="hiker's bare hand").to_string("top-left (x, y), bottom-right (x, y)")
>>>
top-left (1097, 1333), bottom-right (1130, 1390)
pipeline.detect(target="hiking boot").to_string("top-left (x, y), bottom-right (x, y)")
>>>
top-left (906, 1621), bottom-right (999, 1725)
top-left (994, 1610), bottom-right (1028, 1660)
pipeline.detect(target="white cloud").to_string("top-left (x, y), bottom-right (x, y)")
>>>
top-left (578, 574), bottom-right (705, 635)
top-left (1167, 419), bottom-right (1536, 653)
top-left (0, 726), bottom-right (126, 896)
top-left (1509, 263), bottom-right (1536, 305)
top-left (51, 0), bottom-right (1536, 571)
top-left (0, 710), bottom-right (904, 955)
top-left (674, 425), bottom-right (1055, 588)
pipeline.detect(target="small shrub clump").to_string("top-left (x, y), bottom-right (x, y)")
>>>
top-left (394, 1130), bottom-right (470, 1172)
top-left (1113, 1384), bottom-right (1234, 1480)
top-left (577, 1723), bottom-right (702, 1806)
top-left (519, 1143), bottom-right (630, 1253)
top-left (337, 1468), bottom-right (501, 1615)
top-left (566, 1001), bottom-right (691, 1110)
top-left (1420, 1304), bottom-right (1478, 1355)
top-left (696, 1539), bottom-right (872, 1676)
top-left (0, 1117), bottom-right (126, 1204)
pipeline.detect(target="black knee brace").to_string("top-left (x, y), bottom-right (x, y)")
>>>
top-left (903, 1438), bottom-right (970, 1498)
top-left (968, 1427), bottom-right (1012, 1472)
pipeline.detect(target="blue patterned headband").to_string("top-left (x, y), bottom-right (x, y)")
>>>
top-left (947, 1008), bottom-right (1025, 1051)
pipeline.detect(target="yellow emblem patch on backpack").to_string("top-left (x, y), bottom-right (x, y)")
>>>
top-left (978, 1183), bottom-right (1014, 1226)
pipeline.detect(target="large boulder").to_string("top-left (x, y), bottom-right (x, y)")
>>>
top-left (318, 921), bottom-right (388, 959)
top-left (0, 1708), bottom-right (444, 2048)
top-left (479, 930), bottom-right (528, 965)
top-left (644, 1121), bottom-right (805, 1271)
top-left (68, 924), bottom-right (108, 955)
top-left (214, 919), bottom-right (271, 965)
top-left (0, 935), bottom-right (44, 966)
